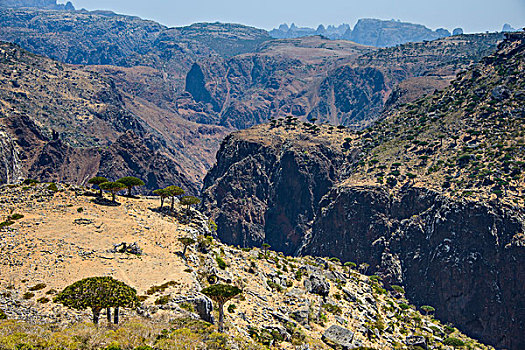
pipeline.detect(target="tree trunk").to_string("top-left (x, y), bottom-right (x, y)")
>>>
top-left (106, 307), bottom-right (111, 322)
top-left (99, 188), bottom-right (103, 197)
top-left (113, 307), bottom-right (119, 325)
top-left (112, 192), bottom-right (116, 202)
top-left (218, 303), bottom-right (225, 332)
top-left (170, 197), bottom-right (174, 212)
top-left (182, 245), bottom-right (188, 258)
top-left (127, 187), bottom-right (131, 197)
top-left (92, 307), bottom-right (101, 324)
top-left (160, 197), bottom-right (164, 209)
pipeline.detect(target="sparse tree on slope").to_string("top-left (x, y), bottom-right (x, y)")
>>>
top-left (99, 181), bottom-right (126, 202)
top-left (165, 185), bottom-right (185, 212)
top-left (88, 176), bottom-right (108, 197)
top-left (178, 237), bottom-right (196, 258)
top-left (117, 176), bottom-right (145, 197)
top-left (201, 284), bottom-right (242, 333)
top-left (153, 188), bottom-right (170, 209)
top-left (180, 196), bottom-right (201, 215)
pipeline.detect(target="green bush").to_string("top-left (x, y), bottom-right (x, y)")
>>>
top-left (155, 295), bottom-right (171, 305)
top-left (47, 183), bottom-right (59, 192)
top-left (443, 337), bottom-right (465, 346)
top-left (227, 304), bottom-right (237, 313)
top-left (0, 309), bottom-right (6, 320)
top-left (8, 213), bottom-right (24, 221)
top-left (322, 303), bottom-right (342, 315)
top-left (216, 256), bottom-right (227, 270)
top-left (0, 220), bottom-right (14, 228)
top-left (391, 285), bottom-right (405, 294)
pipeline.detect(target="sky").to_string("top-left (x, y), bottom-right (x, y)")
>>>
top-left (60, 0), bottom-right (525, 33)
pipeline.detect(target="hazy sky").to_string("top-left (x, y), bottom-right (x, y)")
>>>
top-left (61, 0), bottom-right (524, 33)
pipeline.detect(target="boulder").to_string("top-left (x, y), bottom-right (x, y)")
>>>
top-left (322, 325), bottom-right (355, 349)
top-left (305, 274), bottom-right (330, 297)
top-left (173, 294), bottom-right (214, 324)
top-left (290, 308), bottom-right (309, 326)
top-left (110, 242), bottom-right (142, 255)
top-left (405, 335), bottom-right (427, 349)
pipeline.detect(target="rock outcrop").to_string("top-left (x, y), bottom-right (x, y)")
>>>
top-left (201, 122), bottom-right (355, 254)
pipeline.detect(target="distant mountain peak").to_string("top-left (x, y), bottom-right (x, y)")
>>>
top-left (270, 18), bottom-right (452, 47)
top-left (0, 0), bottom-right (75, 10)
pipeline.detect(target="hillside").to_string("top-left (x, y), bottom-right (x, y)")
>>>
top-left (0, 41), bottom-right (229, 192)
top-left (200, 32), bottom-right (525, 349)
top-left (0, 182), bottom-right (493, 350)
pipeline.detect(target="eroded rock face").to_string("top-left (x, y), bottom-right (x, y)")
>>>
top-left (201, 123), bottom-right (355, 255)
top-left (305, 185), bottom-right (525, 349)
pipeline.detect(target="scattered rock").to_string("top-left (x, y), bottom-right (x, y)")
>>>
top-left (405, 335), bottom-right (427, 349)
top-left (110, 242), bottom-right (142, 255)
top-left (73, 218), bottom-right (93, 225)
top-left (322, 325), bottom-right (355, 350)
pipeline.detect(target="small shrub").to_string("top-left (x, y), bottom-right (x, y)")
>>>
top-left (155, 295), bottom-right (171, 305)
top-left (28, 283), bottom-right (46, 291)
top-left (37, 297), bottom-right (50, 304)
top-left (399, 303), bottom-right (410, 310)
top-left (47, 183), bottom-right (59, 192)
top-left (45, 289), bottom-right (57, 295)
top-left (266, 279), bottom-right (283, 292)
top-left (216, 256), bottom-right (227, 270)
top-left (77, 207), bottom-right (84, 213)
top-left (179, 302), bottom-right (195, 313)
top-left (23, 179), bottom-right (39, 185)
top-left (227, 303), bottom-right (237, 313)
top-left (0, 309), bottom-right (6, 320)
top-left (444, 325), bottom-right (455, 334)
top-left (8, 213), bottom-right (24, 221)
top-left (22, 292), bottom-right (34, 300)
top-left (391, 285), bottom-right (405, 294)
top-left (323, 303), bottom-right (342, 315)
top-left (0, 221), bottom-right (14, 228)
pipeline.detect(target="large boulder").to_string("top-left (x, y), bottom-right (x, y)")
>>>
top-left (174, 294), bottom-right (214, 324)
top-left (322, 325), bottom-right (355, 350)
top-left (305, 274), bottom-right (330, 297)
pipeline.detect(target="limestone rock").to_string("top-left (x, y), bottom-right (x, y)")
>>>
top-left (322, 325), bottom-right (355, 350)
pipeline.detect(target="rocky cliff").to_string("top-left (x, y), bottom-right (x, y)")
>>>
top-left (201, 32), bottom-right (525, 349)
top-left (183, 34), bottom-right (502, 129)
top-left (202, 121), bottom-right (356, 254)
